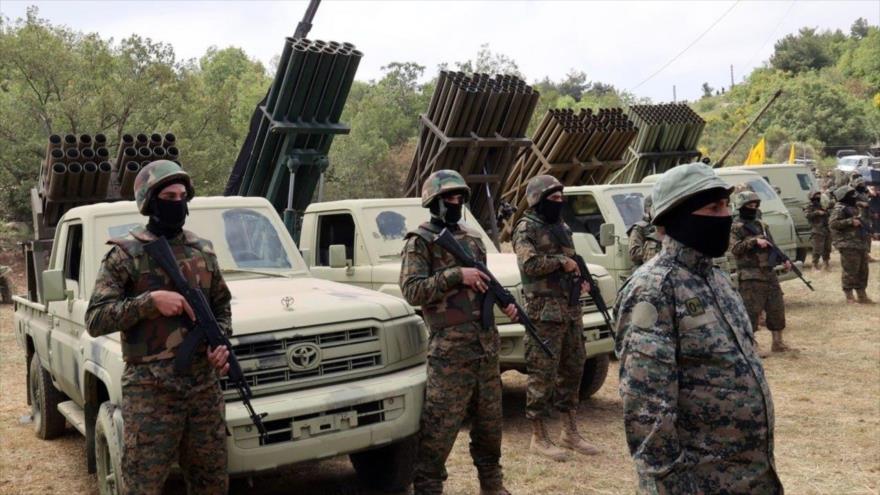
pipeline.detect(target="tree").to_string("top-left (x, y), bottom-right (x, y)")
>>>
top-left (445, 44), bottom-right (523, 78)
top-left (701, 82), bottom-right (715, 98)
top-left (851, 18), bottom-right (870, 39)
top-left (770, 27), bottom-right (833, 73)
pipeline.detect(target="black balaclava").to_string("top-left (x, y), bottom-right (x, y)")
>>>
top-left (840, 193), bottom-right (857, 206)
top-left (657, 187), bottom-right (732, 258)
top-left (147, 190), bottom-right (188, 238)
top-left (429, 198), bottom-right (463, 229)
top-left (856, 184), bottom-right (867, 193)
top-left (536, 198), bottom-right (563, 223)
top-left (738, 204), bottom-right (759, 221)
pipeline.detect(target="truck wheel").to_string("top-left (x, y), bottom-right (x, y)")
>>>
top-left (579, 354), bottom-right (610, 399)
top-left (28, 355), bottom-right (66, 439)
top-left (95, 402), bottom-right (123, 495)
top-left (349, 436), bottom-right (417, 492)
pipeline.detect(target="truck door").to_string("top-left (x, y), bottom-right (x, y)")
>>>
top-left (308, 212), bottom-right (372, 289)
top-left (46, 222), bottom-right (87, 400)
top-left (562, 192), bottom-right (619, 271)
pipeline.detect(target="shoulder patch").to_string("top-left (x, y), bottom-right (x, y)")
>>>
top-left (631, 301), bottom-right (659, 329)
top-left (684, 297), bottom-right (705, 316)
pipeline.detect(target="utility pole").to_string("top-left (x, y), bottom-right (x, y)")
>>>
top-left (730, 65), bottom-right (734, 88)
top-left (673, 85), bottom-right (677, 103)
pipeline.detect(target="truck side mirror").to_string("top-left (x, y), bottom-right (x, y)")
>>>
top-left (328, 245), bottom-right (349, 269)
top-left (41, 270), bottom-right (66, 303)
top-left (599, 223), bottom-right (616, 247)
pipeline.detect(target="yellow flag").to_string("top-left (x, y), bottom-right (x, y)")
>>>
top-left (788, 143), bottom-right (796, 164)
top-left (753, 137), bottom-right (765, 165)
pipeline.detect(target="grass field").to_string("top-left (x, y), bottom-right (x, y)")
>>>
top-left (1, 247), bottom-right (878, 495)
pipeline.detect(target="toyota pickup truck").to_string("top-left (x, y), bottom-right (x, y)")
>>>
top-left (297, 198), bottom-right (616, 398)
top-left (14, 195), bottom-right (427, 493)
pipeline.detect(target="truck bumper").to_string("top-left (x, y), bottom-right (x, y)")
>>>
top-left (497, 312), bottom-right (614, 369)
top-left (224, 364), bottom-right (425, 474)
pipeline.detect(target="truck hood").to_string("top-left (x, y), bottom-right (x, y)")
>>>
top-left (226, 277), bottom-right (412, 335)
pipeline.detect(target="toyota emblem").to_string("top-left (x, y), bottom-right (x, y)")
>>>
top-left (287, 343), bottom-right (321, 372)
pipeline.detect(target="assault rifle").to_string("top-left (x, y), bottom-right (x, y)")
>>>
top-left (143, 236), bottom-right (269, 442)
top-left (741, 223), bottom-right (815, 291)
top-left (434, 228), bottom-right (554, 358)
top-left (570, 254), bottom-right (614, 330)
top-left (846, 205), bottom-right (871, 239)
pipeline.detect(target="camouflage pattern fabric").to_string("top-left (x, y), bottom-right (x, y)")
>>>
top-left (730, 216), bottom-right (779, 283)
top-left (804, 201), bottom-right (832, 264)
top-left (854, 189), bottom-right (873, 250)
top-left (414, 354), bottom-right (503, 495)
top-left (739, 279), bottom-right (786, 332)
top-left (420, 169), bottom-right (471, 207)
top-left (399, 221), bottom-right (504, 493)
top-left (830, 202), bottom-right (868, 251)
top-left (121, 356), bottom-right (226, 495)
top-left (614, 236), bottom-right (782, 494)
top-left (627, 222), bottom-right (662, 267)
top-left (512, 210), bottom-right (585, 419)
top-left (86, 226), bottom-right (232, 363)
top-left (133, 160), bottom-right (194, 215)
top-left (525, 174), bottom-right (564, 208)
top-left (0, 266), bottom-right (11, 304)
top-left (838, 248), bottom-right (869, 290)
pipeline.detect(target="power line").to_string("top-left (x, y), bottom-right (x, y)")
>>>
top-left (630, 0), bottom-right (741, 92)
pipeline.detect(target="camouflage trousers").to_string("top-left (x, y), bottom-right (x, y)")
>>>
top-left (413, 354), bottom-right (503, 495)
top-left (739, 279), bottom-right (786, 332)
top-left (0, 276), bottom-right (11, 304)
top-left (811, 233), bottom-right (832, 265)
top-left (839, 248), bottom-right (869, 290)
top-left (525, 318), bottom-right (585, 420)
top-left (121, 356), bottom-right (227, 495)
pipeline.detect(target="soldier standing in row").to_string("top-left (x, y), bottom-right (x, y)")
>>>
top-left (851, 176), bottom-right (874, 251)
top-left (86, 161), bottom-right (231, 495)
top-left (511, 175), bottom-right (600, 462)
top-left (615, 163), bottom-right (781, 494)
top-left (805, 190), bottom-right (832, 271)
top-left (400, 170), bottom-right (515, 495)
top-left (730, 191), bottom-right (791, 353)
top-left (822, 170), bottom-right (835, 192)
top-left (830, 185), bottom-right (872, 304)
top-left (627, 194), bottom-right (663, 267)
top-left (0, 265), bottom-right (12, 304)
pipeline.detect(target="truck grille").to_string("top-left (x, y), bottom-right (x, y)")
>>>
top-left (221, 327), bottom-right (383, 394)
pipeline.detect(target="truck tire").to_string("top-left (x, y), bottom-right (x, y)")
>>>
top-left (28, 355), bottom-right (66, 439)
top-left (579, 354), bottom-right (610, 399)
top-left (95, 402), bottom-right (123, 495)
top-left (349, 436), bottom-right (417, 492)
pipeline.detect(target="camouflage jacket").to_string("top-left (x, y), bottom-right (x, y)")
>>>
top-left (614, 236), bottom-right (780, 494)
top-left (627, 221), bottom-right (663, 267)
top-left (399, 221), bottom-right (498, 362)
top-left (86, 226), bottom-right (232, 363)
top-left (829, 203), bottom-right (868, 250)
top-left (512, 211), bottom-right (581, 322)
top-left (730, 217), bottom-right (779, 283)
top-left (803, 202), bottom-right (830, 236)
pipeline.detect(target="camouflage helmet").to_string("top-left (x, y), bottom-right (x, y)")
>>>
top-left (733, 190), bottom-right (761, 209)
top-left (850, 176), bottom-right (866, 188)
top-left (421, 169), bottom-right (470, 207)
top-left (651, 163), bottom-right (733, 225)
top-left (809, 190), bottom-right (822, 200)
top-left (525, 175), bottom-right (564, 208)
top-left (834, 185), bottom-right (855, 201)
top-left (134, 160), bottom-right (194, 215)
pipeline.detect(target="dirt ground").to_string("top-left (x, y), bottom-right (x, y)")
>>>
top-left (1, 247), bottom-right (878, 495)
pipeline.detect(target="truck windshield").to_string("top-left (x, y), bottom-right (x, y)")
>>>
top-left (363, 204), bottom-right (496, 259)
top-left (611, 192), bottom-right (646, 230)
top-left (95, 206), bottom-right (303, 273)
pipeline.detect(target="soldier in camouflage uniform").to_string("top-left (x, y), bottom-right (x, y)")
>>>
top-left (85, 160), bottom-right (232, 495)
top-left (850, 176), bottom-right (873, 253)
top-left (822, 170), bottom-right (835, 192)
top-left (400, 170), bottom-right (516, 495)
top-left (627, 194), bottom-right (663, 267)
top-left (511, 175), bottom-right (600, 463)
top-left (830, 185), bottom-right (872, 304)
top-left (614, 163), bottom-right (782, 494)
top-left (805, 190), bottom-right (832, 271)
top-left (0, 265), bottom-right (12, 304)
top-left (730, 191), bottom-right (792, 353)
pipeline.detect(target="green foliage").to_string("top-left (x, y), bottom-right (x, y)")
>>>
top-left (770, 27), bottom-right (843, 73)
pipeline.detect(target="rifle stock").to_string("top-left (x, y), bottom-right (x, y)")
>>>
top-left (741, 223), bottom-right (814, 291)
top-left (143, 236), bottom-right (269, 441)
top-left (434, 228), bottom-right (554, 358)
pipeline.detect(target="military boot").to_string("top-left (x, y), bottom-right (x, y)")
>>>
top-left (529, 419), bottom-right (568, 462)
top-left (477, 466), bottom-right (510, 495)
top-left (856, 289), bottom-right (874, 304)
top-left (823, 260), bottom-right (831, 272)
top-left (558, 410), bottom-right (600, 456)
top-left (479, 482), bottom-right (512, 495)
top-left (770, 331), bottom-right (791, 353)
top-left (845, 289), bottom-right (856, 304)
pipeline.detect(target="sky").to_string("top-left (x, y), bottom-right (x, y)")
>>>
top-left (2, 1), bottom-right (878, 102)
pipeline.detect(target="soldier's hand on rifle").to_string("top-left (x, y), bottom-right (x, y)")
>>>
top-left (561, 257), bottom-right (580, 274)
top-left (502, 303), bottom-right (518, 322)
top-left (462, 268), bottom-right (490, 293)
top-left (151, 290), bottom-right (195, 321)
top-left (581, 281), bottom-right (591, 294)
top-left (853, 218), bottom-right (862, 227)
top-left (756, 238), bottom-right (770, 249)
top-left (783, 260), bottom-right (792, 272)
top-left (207, 345), bottom-right (230, 376)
